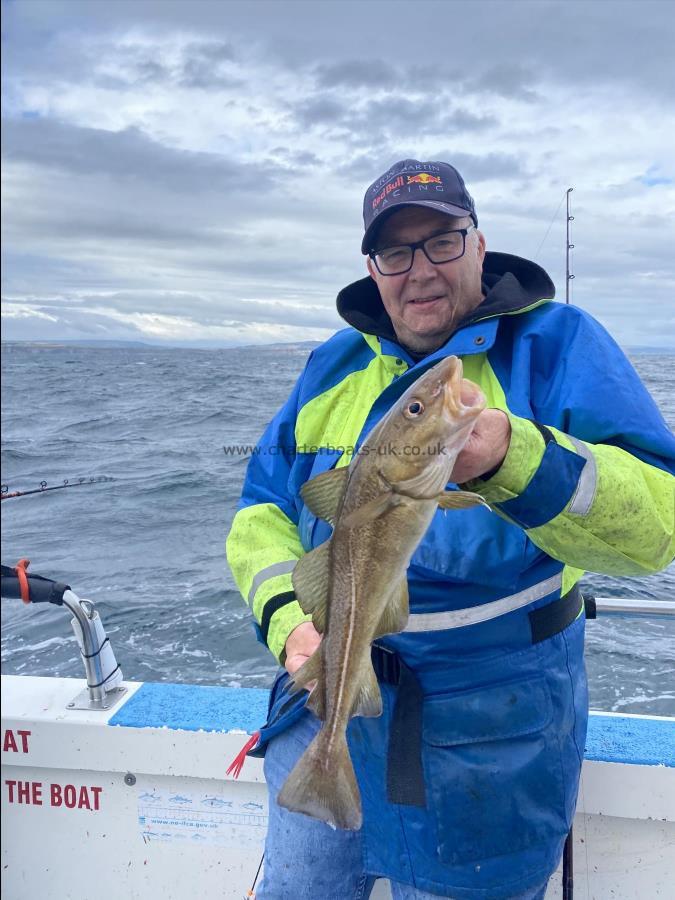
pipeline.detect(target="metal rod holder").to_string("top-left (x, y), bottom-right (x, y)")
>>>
top-left (62, 589), bottom-right (126, 711)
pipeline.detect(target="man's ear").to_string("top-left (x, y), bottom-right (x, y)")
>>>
top-left (366, 256), bottom-right (377, 280)
top-left (476, 229), bottom-right (486, 263)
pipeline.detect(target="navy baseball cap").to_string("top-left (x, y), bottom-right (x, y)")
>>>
top-left (362, 159), bottom-right (478, 254)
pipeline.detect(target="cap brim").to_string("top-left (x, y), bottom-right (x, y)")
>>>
top-left (361, 200), bottom-right (474, 254)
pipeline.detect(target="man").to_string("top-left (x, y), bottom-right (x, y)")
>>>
top-left (226, 159), bottom-right (675, 899)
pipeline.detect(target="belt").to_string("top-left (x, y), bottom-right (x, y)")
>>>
top-left (371, 585), bottom-right (584, 808)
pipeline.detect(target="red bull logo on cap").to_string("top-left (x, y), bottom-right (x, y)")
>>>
top-left (407, 173), bottom-right (442, 185)
top-left (372, 175), bottom-right (405, 211)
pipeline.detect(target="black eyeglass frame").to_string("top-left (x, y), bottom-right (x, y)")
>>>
top-left (369, 226), bottom-right (476, 276)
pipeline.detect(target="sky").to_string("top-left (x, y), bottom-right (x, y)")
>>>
top-left (2, 0), bottom-right (674, 348)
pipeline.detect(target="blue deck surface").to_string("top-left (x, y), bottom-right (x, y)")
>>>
top-left (109, 682), bottom-right (270, 735)
top-left (110, 682), bottom-right (675, 767)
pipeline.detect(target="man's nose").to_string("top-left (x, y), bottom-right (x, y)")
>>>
top-left (408, 247), bottom-right (437, 280)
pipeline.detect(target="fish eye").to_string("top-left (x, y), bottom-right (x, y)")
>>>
top-left (405, 400), bottom-right (424, 417)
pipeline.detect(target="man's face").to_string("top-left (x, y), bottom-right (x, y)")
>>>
top-left (367, 206), bottom-right (486, 353)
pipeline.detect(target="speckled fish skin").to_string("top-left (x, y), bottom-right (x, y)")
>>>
top-left (277, 356), bottom-right (487, 830)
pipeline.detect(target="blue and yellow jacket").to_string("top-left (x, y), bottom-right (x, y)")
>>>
top-left (227, 251), bottom-right (675, 664)
top-left (226, 253), bottom-right (675, 896)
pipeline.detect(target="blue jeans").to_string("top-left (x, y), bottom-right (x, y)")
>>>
top-left (258, 712), bottom-right (550, 899)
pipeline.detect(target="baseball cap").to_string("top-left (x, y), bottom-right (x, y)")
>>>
top-left (361, 159), bottom-right (477, 254)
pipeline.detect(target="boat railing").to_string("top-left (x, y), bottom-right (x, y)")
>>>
top-left (2, 563), bottom-right (673, 712)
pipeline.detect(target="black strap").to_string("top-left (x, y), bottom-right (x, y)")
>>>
top-left (583, 594), bottom-right (597, 620)
top-left (529, 585), bottom-right (583, 644)
top-left (563, 825), bottom-right (574, 899)
top-left (372, 645), bottom-right (426, 808)
top-left (371, 643), bottom-right (400, 684)
top-left (386, 661), bottom-right (426, 807)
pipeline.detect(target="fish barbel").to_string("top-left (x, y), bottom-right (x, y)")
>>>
top-left (277, 356), bottom-right (487, 829)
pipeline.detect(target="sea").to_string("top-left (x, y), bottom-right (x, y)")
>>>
top-left (1, 343), bottom-right (674, 716)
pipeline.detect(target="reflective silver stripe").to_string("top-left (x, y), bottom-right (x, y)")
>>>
top-left (403, 573), bottom-right (563, 633)
top-left (566, 436), bottom-right (597, 516)
top-left (247, 560), bottom-right (296, 606)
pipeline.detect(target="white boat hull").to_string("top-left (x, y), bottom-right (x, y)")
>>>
top-left (2, 676), bottom-right (673, 899)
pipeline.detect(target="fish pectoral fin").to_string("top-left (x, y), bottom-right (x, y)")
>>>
top-left (438, 490), bottom-right (490, 511)
top-left (351, 662), bottom-right (382, 718)
top-left (340, 491), bottom-right (400, 529)
top-left (374, 578), bottom-right (409, 639)
top-left (305, 683), bottom-right (326, 720)
top-left (301, 466), bottom-right (350, 525)
top-left (290, 648), bottom-right (326, 720)
top-left (292, 541), bottom-right (330, 633)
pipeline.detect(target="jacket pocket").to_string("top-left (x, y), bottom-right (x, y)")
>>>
top-left (422, 676), bottom-right (568, 865)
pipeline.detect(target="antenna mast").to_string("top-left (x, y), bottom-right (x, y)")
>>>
top-left (566, 187), bottom-right (575, 304)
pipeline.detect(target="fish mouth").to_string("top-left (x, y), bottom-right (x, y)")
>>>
top-left (442, 357), bottom-right (486, 420)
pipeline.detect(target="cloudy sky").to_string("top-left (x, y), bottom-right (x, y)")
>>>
top-left (2, 0), bottom-right (674, 348)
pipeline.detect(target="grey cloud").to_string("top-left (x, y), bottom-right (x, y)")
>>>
top-left (293, 94), bottom-right (496, 137)
top-left (179, 60), bottom-right (242, 90)
top-left (77, 37), bottom-right (239, 91)
top-left (2, 117), bottom-right (281, 193)
top-left (315, 60), bottom-right (399, 89)
top-left (431, 151), bottom-right (526, 182)
top-left (128, 59), bottom-right (174, 85)
top-left (185, 40), bottom-right (236, 64)
top-left (293, 96), bottom-right (346, 127)
top-left (467, 64), bottom-right (540, 102)
top-left (313, 58), bottom-right (537, 107)
top-left (178, 42), bottom-right (240, 89)
top-left (269, 146), bottom-right (321, 167)
top-left (356, 98), bottom-right (496, 134)
top-left (5, 0), bottom-right (675, 100)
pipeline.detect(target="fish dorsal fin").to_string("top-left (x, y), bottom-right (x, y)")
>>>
top-left (301, 466), bottom-right (350, 525)
top-left (350, 661), bottom-right (382, 718)
top-left (292, 540), bottom-right (331, 633)
top-left (389, 461), bottom-right (449, 501)
top-left (373, 579), bottom-right (410, 639)
top-left (438, 490), bottom-right (490, 511)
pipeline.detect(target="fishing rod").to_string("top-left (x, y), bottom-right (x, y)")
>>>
top-left (566, 187), bottom-right (575, 304)
top-left (1, 476), bottom-right (114, 500)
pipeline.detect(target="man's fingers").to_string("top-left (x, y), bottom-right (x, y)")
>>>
top-left (286, 653), bottom-right (310, 675)
top-left (284, 621), bottom-right (323, 674)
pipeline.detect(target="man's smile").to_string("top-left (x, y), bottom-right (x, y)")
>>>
top-left (407, 294), bottom-right (444, 306)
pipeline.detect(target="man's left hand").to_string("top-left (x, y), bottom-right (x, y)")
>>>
top-left (450, 408), bottom-right (511, 484)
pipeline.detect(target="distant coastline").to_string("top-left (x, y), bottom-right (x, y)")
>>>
top-left (1, 339), bottom-right (672, 355)
top-left (1, 339), bottom-right (323, 351)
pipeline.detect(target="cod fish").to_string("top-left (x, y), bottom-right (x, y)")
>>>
top-left (277, 355), bottom-right (487, 830)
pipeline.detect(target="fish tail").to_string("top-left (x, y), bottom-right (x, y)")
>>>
top-left (277, 730), bottom-right (362, 830)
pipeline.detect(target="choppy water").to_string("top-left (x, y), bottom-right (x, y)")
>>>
top-left (1, 343), bottom-right (674, 715)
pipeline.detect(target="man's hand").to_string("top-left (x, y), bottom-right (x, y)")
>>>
top-left (284, 621), bottom-right (322, 674)
top-left (450, 408), bottom-right (511, 484)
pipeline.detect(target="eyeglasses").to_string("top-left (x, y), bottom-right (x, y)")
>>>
top-left (370, 226), bottom-right (476, 276)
